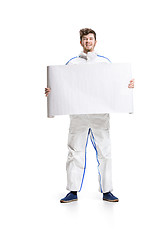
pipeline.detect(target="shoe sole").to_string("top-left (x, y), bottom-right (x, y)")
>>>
top-left (60, 199), bottom-right (78, 203)
top-left (103, 198), bottom-right (119, 202)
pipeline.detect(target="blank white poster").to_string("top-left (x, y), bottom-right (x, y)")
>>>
top-left (47, 63), bottom-right (133, 117)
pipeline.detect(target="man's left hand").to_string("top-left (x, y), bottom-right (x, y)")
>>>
top-left (128, 79), bottom-right (134, 88)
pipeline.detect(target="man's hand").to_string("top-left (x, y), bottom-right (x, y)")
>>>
top-left (45, 87), bottom-right (51, 97)
top-left (128, 79), bottom-right (134, 88)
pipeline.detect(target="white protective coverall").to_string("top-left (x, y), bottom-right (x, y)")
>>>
top-left (66, 51), bottom-right (113, 193)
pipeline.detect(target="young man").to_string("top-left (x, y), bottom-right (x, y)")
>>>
top-left (45, 28), bottom-right (134, 203)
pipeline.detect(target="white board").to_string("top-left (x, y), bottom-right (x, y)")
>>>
top-left (47, 63), bottom-right (133, 117)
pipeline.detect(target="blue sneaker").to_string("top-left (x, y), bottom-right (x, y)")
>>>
top-left (103, 192), bottom-right (119, 202)
top-left (60, 192), bottom-right (78, 203)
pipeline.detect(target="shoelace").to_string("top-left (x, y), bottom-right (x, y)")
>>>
top-left (108, 192), bottom-right (113, 196)
top-left (66, 192), bottom-right (71, 197)
top-left (66, 192), bottom-right (77, 197)
top-left (104, 192), bottom-right (114, 197)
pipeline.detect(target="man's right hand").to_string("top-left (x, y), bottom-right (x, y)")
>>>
top-left (45, 88), bottom-right (51, 97)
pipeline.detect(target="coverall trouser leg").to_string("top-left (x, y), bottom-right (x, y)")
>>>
top-left (66, 114), bottom-right (113, 193)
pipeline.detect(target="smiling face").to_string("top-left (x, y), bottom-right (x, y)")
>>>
top-left (80, 33), bottom-right (97, 53)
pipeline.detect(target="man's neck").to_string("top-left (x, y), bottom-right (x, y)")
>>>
top-left (83, 50), bottom-right (94, 54)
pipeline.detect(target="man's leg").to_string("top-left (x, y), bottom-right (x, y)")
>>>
top-left (90, 128), bottom-right (113, 193)
top-left (66, 118), bottom-right (90, 192)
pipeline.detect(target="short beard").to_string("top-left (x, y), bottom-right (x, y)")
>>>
top-left (84, 45), bottom-right (95, 53)
top-left (85, 48), bottom-right (92, 52)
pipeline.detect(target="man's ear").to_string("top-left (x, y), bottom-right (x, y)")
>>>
top-left (80, 41), bottom-right (83, 46)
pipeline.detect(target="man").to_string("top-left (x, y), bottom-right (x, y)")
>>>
top-left (45, 28), bottom-right (134, 203)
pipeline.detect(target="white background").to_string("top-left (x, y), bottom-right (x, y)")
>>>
top-left (0, 0), bottom-right (160, 239)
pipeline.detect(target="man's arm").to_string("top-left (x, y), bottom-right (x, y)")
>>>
top-left (45, 57), bottom-right (76, 97)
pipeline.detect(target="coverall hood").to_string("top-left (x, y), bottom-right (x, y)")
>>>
top-left (79, 51), bottom-right (98, 61)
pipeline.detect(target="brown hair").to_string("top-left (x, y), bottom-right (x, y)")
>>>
top-left (79, 28), bottom-right (96, 41)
